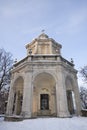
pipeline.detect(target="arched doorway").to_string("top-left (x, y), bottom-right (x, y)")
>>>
top-left (12, 76), bottom-right (24, 115)
top-left (65, 77), bottom-right (76, 115)
top-left (33, 72), bottom-right (56, 117)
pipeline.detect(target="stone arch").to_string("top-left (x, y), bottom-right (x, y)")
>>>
top-left (65, 75), bottom-right (76, 115)
top-left (65, 76), bottom-right (74, 90)
top-left (12, 76), bottom-right (24, 115)
top-left (32, 72), bottom-right (57, 117)
top-left (33, 70), bottom-right (57, 83)
top-left (13, 73), bottom-right (25, 84)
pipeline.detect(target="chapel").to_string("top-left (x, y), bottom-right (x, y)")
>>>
top-left (6, 33), bottom-right (81, 118)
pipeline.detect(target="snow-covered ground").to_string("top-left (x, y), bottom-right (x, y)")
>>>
top-left (0, 116), bottom-right (87, 130)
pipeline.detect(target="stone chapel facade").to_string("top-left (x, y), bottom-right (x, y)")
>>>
top-left (6, 33), bottom-right (81, 118)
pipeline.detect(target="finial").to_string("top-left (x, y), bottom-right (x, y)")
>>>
top-left (29, 49), bottom-right (32, 55)
top-left (14, 58), bottom-right (17, 63)
top-left (41, 29), bottom-right (45, 33)
top-left (71, 58), bottom-right (74, 64)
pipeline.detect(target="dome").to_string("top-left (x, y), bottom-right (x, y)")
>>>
top-left (38, 33), bottom-right (49, 39)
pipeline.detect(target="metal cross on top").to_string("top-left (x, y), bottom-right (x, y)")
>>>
top-left (41, 29), bottom-right (45, 33)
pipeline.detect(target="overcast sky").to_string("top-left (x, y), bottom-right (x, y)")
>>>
top-left (0, 0), bottom-right (87, 85)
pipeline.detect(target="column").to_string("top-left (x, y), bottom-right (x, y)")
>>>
top-left (73, 79), bottom-right (81, 116)
top-left (14, 91), bottom-right (21, 115)
top-left (56, 66), bottom-right (70, 117)
top-left (13, 92), bottom-right (18, 115)
top-left (21, 72), bottom-right (32, 118)
top-left (32, 86), bottom-right (38, 117)
top-left (6, 86), bottom-right (14, 116)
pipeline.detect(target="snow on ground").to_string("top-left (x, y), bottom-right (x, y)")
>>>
top-left (0, 117), bottom-right (87, 130)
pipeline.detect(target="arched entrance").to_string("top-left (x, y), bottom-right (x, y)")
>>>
top-left (12, 76), bottom-right (24, 115)
top-left (65, 77), bottom-right (76, 115)
top-left (32, 72), bottom-right (56, 117)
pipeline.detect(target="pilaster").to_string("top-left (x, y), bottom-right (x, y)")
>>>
top-left (6, 87), bottom-right (14, 115)
top-left (56, 66), bottom-right (70, 117)
top-left (21, 71), bottom-right (33, 118)
top-left (73, 79), bottom-right (81, 116)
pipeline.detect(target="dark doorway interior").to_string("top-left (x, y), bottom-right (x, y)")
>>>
top-left (67, 90), bottom-right (74, 115)
top-left (40, 94), bottom-right (49, 110)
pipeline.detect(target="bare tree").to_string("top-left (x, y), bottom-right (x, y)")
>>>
top-left (0, 48), bottom-right (13, 91)
top-left (80, 66), bottom-right (87, 83)
top-left (0, 48), bottom-right (13, 114)
top-left (80, 86), bottom-right (87, 109)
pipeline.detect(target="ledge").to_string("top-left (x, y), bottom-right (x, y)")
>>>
top-left (4, 115), bottom-right (23, 121)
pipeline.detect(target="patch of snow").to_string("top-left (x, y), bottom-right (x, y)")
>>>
top-left (0, 117), bottom-right (87, 130)
top-left (82, 109), bottom-right (87, 111)
top-left (0, 114), bottom-right (5, 117)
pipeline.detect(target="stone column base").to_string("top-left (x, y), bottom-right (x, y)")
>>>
top-left (57, 111), bottom-right (70, 118)
top-left (21, 111), bottom-right (31, 118)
